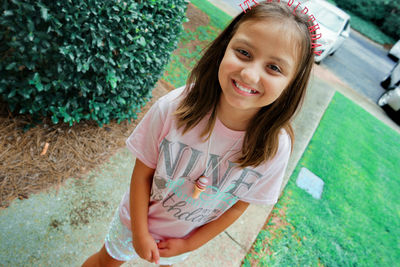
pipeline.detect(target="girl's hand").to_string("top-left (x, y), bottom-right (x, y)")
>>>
top-left (157, 238), bottom-right (189, 258)
top-left (132, 233), bottom-right (160, 264)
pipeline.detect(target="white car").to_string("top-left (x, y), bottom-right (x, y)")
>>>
top-left (388, 40), bottom-right (400, 61)
top-left (379, 62), bottom-right (400, 125)
top-left (304, 0), bottom-right (351, 63)
top-left (378, 86), bottom-right (400, 125)
top-left (381, 61), bottom-right (400, 90)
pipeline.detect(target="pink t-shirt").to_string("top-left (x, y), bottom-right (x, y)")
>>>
top-left (119, 86), bottom-right (291, 240)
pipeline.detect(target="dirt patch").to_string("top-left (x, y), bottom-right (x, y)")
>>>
top-left (183, 3), bottom-right (210, 32)
top-left (69, 197), bottom-right (109, 228)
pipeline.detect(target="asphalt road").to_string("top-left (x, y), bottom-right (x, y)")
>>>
top-left (318, 29), bottom-right (398, 103)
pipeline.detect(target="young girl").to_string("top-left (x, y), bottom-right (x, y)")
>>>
top-left (83, 1), bottom-right (316, 266)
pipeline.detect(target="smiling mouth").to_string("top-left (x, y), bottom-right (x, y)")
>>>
top-left (233, 80), bottom-right (259, 94)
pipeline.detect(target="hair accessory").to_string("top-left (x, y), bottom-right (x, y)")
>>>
top-left (238, 0), bottom-right (323, 56)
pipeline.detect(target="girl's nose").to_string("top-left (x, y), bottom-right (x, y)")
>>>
top-left (241, 64), bottom-right (260, 85)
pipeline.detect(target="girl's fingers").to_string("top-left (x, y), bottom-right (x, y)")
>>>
top-left (143, 251), bottom-right (152, 262)
top-left (152, 247), bottom-right (160, 265)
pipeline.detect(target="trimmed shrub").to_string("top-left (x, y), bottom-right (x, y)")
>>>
top-left (334, 0), bottom-right (399, 41)
top-left (0, 0), bottom-right (188, 126)
top-left (335, 0), bottom-right (388, 22)
top-left (382, 7), bottom-right (400, 41)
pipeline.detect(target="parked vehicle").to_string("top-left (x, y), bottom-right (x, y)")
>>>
top-left (304, 0), bottom-right (351, 63)
top-left (377, 86), bottom-right (400, 125)
top-left (388, 40), bottom-right (400, 61)
top-left (380, 61), bottom-right (400, 90)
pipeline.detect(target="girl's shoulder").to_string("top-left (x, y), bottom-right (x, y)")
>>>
top-left (158, 84), bottom-right (187, 103)
top-left (278, 128), bottom-right (292, 148)
top-left (276, 128), bottom-right (292, 160)
top-left (155, 84), bottom-right (188, 112)
top-left (260, 128), bottom-right (292, 168)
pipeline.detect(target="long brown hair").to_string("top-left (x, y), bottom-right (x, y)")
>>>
top-left (175, 1), bottom-right (315, 168)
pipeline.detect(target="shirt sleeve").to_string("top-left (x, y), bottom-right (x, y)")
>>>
top-left (126, 101), bottom-right (165, 169)
top-left (239, 132), bottom-right (291, 205)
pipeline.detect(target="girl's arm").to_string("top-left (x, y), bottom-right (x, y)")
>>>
top-left (157, 200), bottom-right (250, 257)
top-left (129, 158), bottom-right (160, 264)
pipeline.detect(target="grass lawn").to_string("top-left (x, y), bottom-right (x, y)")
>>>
top-left (244, 92), bottom-right (400, 266)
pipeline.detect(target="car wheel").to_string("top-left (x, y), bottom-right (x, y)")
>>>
top-left (377, 90), bottom-right (400, 125)
top-left (380, 75), bottom-right (391, 90)
top-left (329, 51), bottom-right (335, 56)
top-left (378, 90), bottom-right (393, 106)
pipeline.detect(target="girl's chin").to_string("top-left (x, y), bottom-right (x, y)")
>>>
top-left (221, 95), bottom-right (260, 114)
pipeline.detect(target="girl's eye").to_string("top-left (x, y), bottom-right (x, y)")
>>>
top-left (236, 49), bottom-right (250, 58)
top-left (268, 64), bottom-right (281, 73)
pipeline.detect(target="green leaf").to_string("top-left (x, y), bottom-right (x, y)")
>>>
top-left (35, 82), bottom-right (44, 91)
top-left (3, 10), bottom-right (14, 16)
top-left (39, 4), bottom-right (50, 21)
top-left (51, 114), bottom-right (59, 124)
top-left (28, 32), bottom-right (34, 41)
top-left (6, 62), bottom-right (17, 70)
top-left (138, 36), bottom-right (146, 46)
top-left (117, 96), bottom-right (126, 105)
top-left (8, 90), bottom-right (16, 98)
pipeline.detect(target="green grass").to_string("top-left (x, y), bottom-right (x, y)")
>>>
top-left (244, 92), bottom-right (400, 266)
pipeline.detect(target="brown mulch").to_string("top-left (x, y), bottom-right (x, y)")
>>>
top-left (0, 2), bottom-right (210, 209)
top-left (0, 82), bottom-right (171, 209)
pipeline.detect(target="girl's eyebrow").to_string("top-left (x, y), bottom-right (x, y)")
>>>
top-left (234, 38), bottom-right (292, 70)
top-left (234, 38), bottom-right (256, 49)
top-left (270, 56), bottom-right (291, 70)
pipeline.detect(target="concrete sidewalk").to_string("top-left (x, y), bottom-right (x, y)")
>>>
top-left (1, 3), bottom-right (399, 267)
top-left (3, 68), bottom-right (398, 267)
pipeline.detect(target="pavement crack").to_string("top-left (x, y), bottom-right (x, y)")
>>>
top-left (223, 231), bottom-right (247, 252)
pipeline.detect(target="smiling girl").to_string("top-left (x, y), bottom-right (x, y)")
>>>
top-left (83, 1), bottom-right (316, 266)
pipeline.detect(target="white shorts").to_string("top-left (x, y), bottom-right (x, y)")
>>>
top-left (104, 208), bottom-right (191, 265)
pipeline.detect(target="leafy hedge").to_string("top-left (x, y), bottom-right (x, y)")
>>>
top-left (0, 0), bottom-right (188, 126)
top-left (334, 0), bottom-right (399, 42)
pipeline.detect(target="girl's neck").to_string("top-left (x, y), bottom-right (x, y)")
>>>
top-left (216, 100), bottom-right (258, 132)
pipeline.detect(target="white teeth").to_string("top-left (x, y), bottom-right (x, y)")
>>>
top-left (234, 80), bottom-right (257, 94)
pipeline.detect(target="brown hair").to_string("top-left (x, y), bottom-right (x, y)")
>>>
top-left (174, 1), bottom-right (315, 168)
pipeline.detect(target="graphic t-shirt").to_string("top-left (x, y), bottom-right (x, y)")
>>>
top-left (119, 85), bottom-right (291, 240)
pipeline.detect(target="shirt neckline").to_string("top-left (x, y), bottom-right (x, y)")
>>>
top-left (214, 116), bottom-right (245, 139)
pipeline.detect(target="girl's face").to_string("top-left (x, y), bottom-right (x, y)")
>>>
top-left (218, 19), bottom-right (299, 118)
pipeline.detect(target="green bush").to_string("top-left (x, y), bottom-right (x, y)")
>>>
top-left (382, 8), bottom-right (400, 41)
top-left (334, 0), bottom-right (388, 22)
top-left (0, 0), bottom-right (188, 126)
top-left (334, 0), bottom-right (399, 41)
